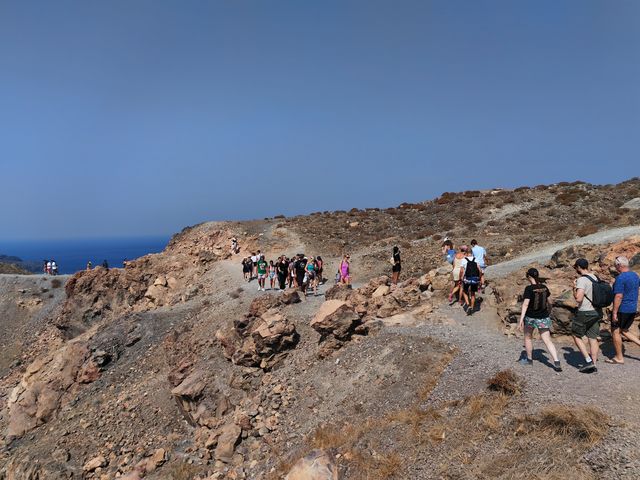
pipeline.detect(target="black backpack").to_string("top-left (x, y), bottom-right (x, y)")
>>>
top-left (531, 285), bottom-right (549, 314)
top-left (464, 257), bottom-right (481, 281)
top-left (582, 275), bottom-right (614, 309)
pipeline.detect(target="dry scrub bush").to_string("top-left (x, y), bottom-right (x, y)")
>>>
top-left (487, 369), bottom-right (522, 396)
top-left (51, 278), bottom-right (62, 288)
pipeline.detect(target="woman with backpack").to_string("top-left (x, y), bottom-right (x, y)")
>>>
top-left (518, 268), bottom-right (562, 372)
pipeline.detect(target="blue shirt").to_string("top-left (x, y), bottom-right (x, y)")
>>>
top-left (471, 245), bottom-right (486, 267)
top-left (613, 271), bottom-right (640, 314)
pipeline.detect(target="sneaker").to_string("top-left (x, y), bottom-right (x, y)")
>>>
top-left (553, 361), bottom-right (562, 372)
top-left (466, 309), bottom-right (473, 316)
top-left (579, 361), bottom-right (596, 373)
top-left (519, 358), bottom-right (533, 366)
top-left (462, 304), bottom-right (468, 312)
top-left (449, 297), bottom-right (457, 306)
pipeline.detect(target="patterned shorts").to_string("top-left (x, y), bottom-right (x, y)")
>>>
top-left (524, 316), bottom-right (552, 330)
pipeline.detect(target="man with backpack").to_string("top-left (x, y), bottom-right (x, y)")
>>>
top-left (608, 256), bottom-right (640, 364)
top-left (572, 258), bottom-right (612, 373)
top-left (460, 252), bottom-right (481, 316)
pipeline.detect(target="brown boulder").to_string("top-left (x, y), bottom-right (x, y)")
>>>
top-left (214, 423), bottom-right (241, 463)
top-left (311, 300), bottom-right (360, 340)
top-left (324, 284), bottom-right (353, 301)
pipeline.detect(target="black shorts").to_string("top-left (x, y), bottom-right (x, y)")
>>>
top-left (392, 264), bottom-right (401, 273)
top-left (463, 281), bottom-right (478, 294)
top-left (612, 312), bottom-right (637, 331)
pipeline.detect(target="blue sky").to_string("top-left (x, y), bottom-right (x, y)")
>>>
top-left (1, 1), bottom-right (638, 240)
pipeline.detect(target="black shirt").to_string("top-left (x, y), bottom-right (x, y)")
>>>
top-left (295, 259), bottom-right (307, 276)
top-left (523, 284), bottom-right (550, 319)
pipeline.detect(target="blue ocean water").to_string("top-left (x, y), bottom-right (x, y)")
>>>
top-left (0, 236), bottom-right (169, 275)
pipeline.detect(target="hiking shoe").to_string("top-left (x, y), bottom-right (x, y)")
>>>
top-left (553, 361), bottom-right (562, 372)
top-left (519, 358), bottom-right (533, 366)
top-left (579, 361), bottom-right (596, 373)
top-left (449, 298), bottom-right (458, 306)
top-left (462, 304), bottom-right (468, 312)
top-left (466, 309), bottom-right (473, 316)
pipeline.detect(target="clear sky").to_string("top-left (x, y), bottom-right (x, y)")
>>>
top-left (1, 1), bottom-right (638, 240)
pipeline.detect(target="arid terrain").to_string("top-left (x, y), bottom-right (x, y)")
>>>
top-left (1, 178), bottom-right (640, 480)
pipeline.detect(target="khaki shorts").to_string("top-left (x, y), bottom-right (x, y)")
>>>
top-left (572, 310), bottom-right (602, 339)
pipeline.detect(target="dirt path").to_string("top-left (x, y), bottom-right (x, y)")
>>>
top-left (486, 225), bottom-right (640, 279)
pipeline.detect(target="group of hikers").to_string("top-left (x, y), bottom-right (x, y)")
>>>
top-left (241, 251), bottom-right (326, 295)
top-left (443, 238), bottom-right (640, 373)
top-left (233, 236), bottom-right (640, 374)
top-left (42, 260), bottom-right (59, 275)
top-left (443, 239), bottom-right (488, 316)
top-left (516, 256), bottom-right (640, 374)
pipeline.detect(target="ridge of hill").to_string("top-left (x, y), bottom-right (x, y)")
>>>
top-left (1, 178), bottom-right (640, 479)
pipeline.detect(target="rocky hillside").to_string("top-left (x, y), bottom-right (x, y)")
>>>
top-left (1, 178), bottom-right (640, 480)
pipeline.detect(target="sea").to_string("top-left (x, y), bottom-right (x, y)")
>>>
top-left (0, 236), bottom-right (170, 275)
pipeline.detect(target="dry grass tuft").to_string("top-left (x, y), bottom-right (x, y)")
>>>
top-left (532, 404), bottom-right (607, 445)
top-left (487, 369), bottom-right (523, 396)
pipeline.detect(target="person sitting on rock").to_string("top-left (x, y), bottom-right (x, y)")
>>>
top-left (518, 268), bottom-right (562, 371)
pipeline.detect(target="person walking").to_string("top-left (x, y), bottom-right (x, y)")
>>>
top-left (316, 256), bottom-right (324, 285)
top-left (51, 260), bottom-right (58, 276)
top-left (46, 260), bottom-right (52, 275)
top-left (256, 255), bottom-right (268, 291)
top-left (572, 258), bottom-right (601, 373)
top-left (102, 259), bottom-right (109, 270)
top-left (231, 237), bottom-right (239, 254)
top-left (391, 246), bottom-right (402, 286)
top-left (442, 240), bottom-right (456, 264)
top-left (339, 255), bottom-right (351, 285)
top-left (295, 255), bottom-right (308, 292)
top-left (461, 250), bottom-right (481, 315)
top-left (268, 260), bottom-right (277, 290)
top-left (277, 256), bottom-right (288, 290)
top-left (607, 256), bottom-right (640, 364)
top-left (306, 257), bottom-right (318, 296)
top-left (518, 268), bottom-right (562, 371)
top-left (242, 257), bottom-right (251, 281)
top-left (86, 261), bottom-right (92, 271)
top-left (471, 239), bottom-right (488, 290)
top-left (449, 247), bottom-right (466, 305)
top-left (251, 252), bottom-right (259, 279)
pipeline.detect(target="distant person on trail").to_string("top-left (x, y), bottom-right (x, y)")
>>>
top-left (277, 257), bottom-right (288, 290)
top-left (442, 240), bottom-right (456, 264)
top-left (43, 260), bottom-right (48, 274)
top-left (288, 258), bottom-right (296, 289)
top-left (257, 255), bottom-right (268, 291)
top-left (316, 256), bottom-right (324, 285)
top-left (86, 261), bottom-right (92, 271)
top-left (295, 255), bottom-right (308, 293)
top-left (449, 247), bottom-right (466, 305)
top-left (391, 246), bottom-right (402, 286)
top-left (306, 257), bottom-right (318, 295)
top-left (268, 260), bottom-right (277, 290)
top-left (231, 237), bottom-right (239, 254)
top-left (250, 252), bottom-right (258, 279)
top-left (572, 258), bottom-right (602, 373)
top-left (51, 260), bottom-right (58, 276)
top-left (242, 257), bottom-right (251, 281)
top-left (607, 256), bottom-right (640, 365)
top-left (46, 260), bottom-right (52, 275)
top-left (470, 239), bottom-right (488, 290)
top-left (339, 255), bottom-right (351, 285)
top-left (102, 259), bottom-right (109, 271)
top-left (518, 268), bottom-right (562, 371)
top-left (460, 250), bottom-right (481, 315)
